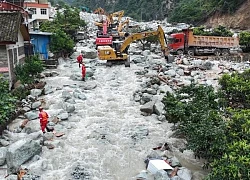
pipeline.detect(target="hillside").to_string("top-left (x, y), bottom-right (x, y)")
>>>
top-left (204, 0), bottom-right (250, 30)
top-left (66, 0), bottom-right (250, 30)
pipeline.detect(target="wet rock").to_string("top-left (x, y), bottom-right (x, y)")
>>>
top-left (71, 164), bottom-right (90, 179)
top-left (171, 176), bottom-right (181, 180)
top-left (168, 156), bottom-right (181, 167)
top-left (23, 120), bottom-right (40, 133)
top-left (26, 95), bottom-right (36, 102)
top-left (44, 85), bottom-right (54, 95)
top-left (70, 74), bottom-right (81, 80)
top-left (158, 115), bottom-right (166, 122)
top-left (135, 170), bottom-right (148, 179)
top-left (86, 68), bottom-right (94, 77)
top-left (155, 169), bottom-right (170, 180)
top-left (153, 100), bottom-right (165, 116)
top-left (166, 69), bottom-right (176, 77)
top-left (176, 69), bottom-right (184, 76)
top-left (132, 56), bottom-right (144, 64)
top-left (177, 167), bottom-right (192, 180)
top-left (62, 91), bottom-right (72, 100)
top-left (27, 159), bottom-right (48, 176)
top-left (21, 174), bottom-right (40, 180)
top-left (145, 88), bottom-right (157, 95)
top-left (6, 175), bottom-right (18, 180)
top-left (80, 81), bottom-right (97, 90)
top-left (24, 111), bottom-right (38, 120)
top-left (141, 93), bottom-right (153, 104)
top-left (6, 139), bottom-right (42, 173)
top-left (65, 103), bottom-right (76, 113)
top-left (140, 101), bottom-right (155, 115)
top-left (31, 101), bottom-right (42, 110)
top-left (0, 147), bottom-right (7, 165)
top-left (0, 139), bottom-right (10, 146)
top-left (30, 89), bottom-right (42, 97)
top-left (43, 132), bottom-right (54, 141)
top-left (57, 112), bottom-right (69, 120)
top-left (131, 126), bottom-right (149, 141)
top-left (201, 61), bottom-right (213, 70)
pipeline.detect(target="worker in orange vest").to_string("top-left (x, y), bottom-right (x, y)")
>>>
top-left (77, 53), bottom-right (84, 68)
top-left (39, 107), bottom-right (49, 134)
top-left (81, 62), bottom-right (86, 81)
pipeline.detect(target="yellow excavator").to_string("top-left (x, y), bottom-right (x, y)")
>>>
top-left (97, 25), bottom-right (170, 67)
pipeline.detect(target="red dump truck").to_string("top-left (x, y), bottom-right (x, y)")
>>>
top-left (168, 29), bottom-right (240, 56)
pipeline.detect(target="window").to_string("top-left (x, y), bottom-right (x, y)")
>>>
top-left (30, 8), bottom-right (36, 14)
top-left (41, 9), bottom-right (47, 15)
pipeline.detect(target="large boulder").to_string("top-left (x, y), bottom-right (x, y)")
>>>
top-left (177, 167), bottom-right (192, 180)
top-left (140, 101), bottom-right (155, 115)
top-left (6, 139), bottom-right (42, 173)
top-left (153, 100), bottom-right (165, 116)
top-left (81, 48), bottom-right (97, 59)
top-left (24, 111), bottom-right (38, 120)
top-left (154, 169), bottom-right (170, 180)
top-left (0, 147), bottom-right (7, 165)
top-left (30, 89), bottom-right (42, 97)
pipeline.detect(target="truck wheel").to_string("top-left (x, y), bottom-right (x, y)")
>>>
top-left (106, 61), bottom-right (112, 67)
top-left (187, 49), bottom-right (194, 56)
top-left (124, 57), bottom-right (130, 67)
top-left (222, 49), bottom-right (230, 56)
top-left (214, 49), bottom-right (221, 56)
top-left (177, 49), bottom-right (184, 55)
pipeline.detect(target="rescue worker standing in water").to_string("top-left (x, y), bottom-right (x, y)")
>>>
top-left (39, 107), bottom-right (49, 134)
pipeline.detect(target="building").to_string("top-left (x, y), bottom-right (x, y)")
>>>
top-left (0, 11), bottom-right (30, 89)
top-left (30, 31), bottom-right (52, 59)
top-left (24, 0), bottom-right (51, 30)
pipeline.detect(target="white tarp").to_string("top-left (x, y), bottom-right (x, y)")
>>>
top-left (147, 159), bottom-right (173, 174)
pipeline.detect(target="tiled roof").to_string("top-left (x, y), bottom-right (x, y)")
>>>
top-left (0, 12), bottom-right (22, 42)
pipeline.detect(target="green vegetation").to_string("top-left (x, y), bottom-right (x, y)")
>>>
top-left (162, 69), bottom-right (250, 179)
top-left (169, 0), bottom-right (247, 25)
top-left (0, 75), bottom-right (17, 124)
top-left (69, 0), bottom-right (246, 23)
top-left (193, 25), bottom-right (233, 37)
top-left (40, 5), bottom-right (86, 56)
top-left (239, 31), bottom-right (250, 52)
top-left (14, 55), bottom-right (44, 86)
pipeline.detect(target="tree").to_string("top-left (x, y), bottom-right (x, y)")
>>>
top-left (50, 29), bottom-right (74, 57)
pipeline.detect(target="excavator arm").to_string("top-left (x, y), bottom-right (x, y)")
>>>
top-left (117, 18), bottom-right (129, 32)
top-left (120, 25), bottom-right (168, 54)
top-left (107, 10), bottom-right (124, 24)
top-left (93, 7), bottom-right (106, 15)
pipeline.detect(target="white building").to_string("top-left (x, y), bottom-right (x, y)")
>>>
top-left (24, 0), bottom-right (51, 30)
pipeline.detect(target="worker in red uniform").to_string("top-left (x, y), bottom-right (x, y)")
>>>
top-left (81, 62), bottom-right (86, 81)
top-left (39, 107), bottom-right (49, 134)
top-left (77, 53), bottom-right (83, 68)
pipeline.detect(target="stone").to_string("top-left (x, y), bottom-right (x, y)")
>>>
top-left (6, 139), bottom-right (42, 173)
top-left (153, 100), bottom-right (165, 116)
top-left (166, 69), bottom-right (176, 77)
top-left (135, 170), bottom-right (148, 179)
top-left (31, 101), bottom-right (42, 110)
top-left (141, 93), bottom-right (153, 103)
top-left (57, 112), bottom-right (69, 120)
top-left (24, 111), bottom-right (38, 120)
top-left (169, 156), bottom-right (181, 167)
top-left (177, 167), bottom-right (192, 180)
top-left (80, 81), bottom-right (97, 90)
top-left (65, 103), bottom-right (75, 113)
top-left (140, 101), bottom-right (155, 115)
top-left (176, 69), bottom-right (184, 76)
top-left (146, 88), bottom-right (157, 95)
top-left (44, 85), bottom-right (54, 95)
top-left (30, 89), bottom-right (42, 97)
top-left (62, 91), bottom-right (72, 100)
top-left (0, 147), bottom-right (7, 165)
top-left (155, 169), bottom-right (170, 180)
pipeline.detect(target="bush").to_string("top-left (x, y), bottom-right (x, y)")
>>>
top-left (206, 141), bottom-right (250, 180)
top-left (14, 55), bottom-right (44, 86)
top-left (219, 69), bottom-right (250, 109)
top-left (0, 75), bottom-right (17, 124)
top-left (162, 84), bottom-right (227, 161)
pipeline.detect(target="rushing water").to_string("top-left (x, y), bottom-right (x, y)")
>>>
top-left (32, 59), bottom-right (207, 180)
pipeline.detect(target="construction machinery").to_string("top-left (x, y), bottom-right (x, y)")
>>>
top-left (93, 7), bottom-right (106, 15)
top-left (168, 28), bottom-right (240, 56)
top-left (97, 25), bottom-right (169, 67)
